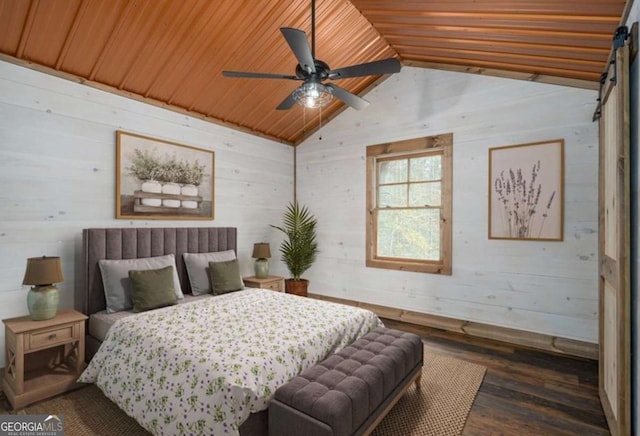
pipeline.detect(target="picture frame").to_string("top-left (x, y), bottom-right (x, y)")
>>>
top-left (116, 131), bottom-right (215, 220)
top-left (488, 139), bottom-right (564, 241)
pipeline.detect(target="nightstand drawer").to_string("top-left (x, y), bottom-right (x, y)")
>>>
top-left (27, 324), bottom-right (75, 351)
top-left (263, 281), bottom-right (281, 291)
top-left (243, 275), bottom-right (284, 292)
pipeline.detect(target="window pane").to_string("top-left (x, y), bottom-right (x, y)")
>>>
top-left (410, 155), bottom-right (441, 181)
top-left (378, 185), bottom-right (407, 207)
top-left (378, 159), bottom-right (407, 184)
top-left (377, 209), bottom-right (440, 260)
top-left (409, 182), bottom-right (441, 207)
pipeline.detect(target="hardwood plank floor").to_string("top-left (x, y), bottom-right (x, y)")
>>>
top-left (382, 318), bottom-right (609, 436)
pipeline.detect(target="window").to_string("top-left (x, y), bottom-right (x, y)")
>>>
top-left (366, 134), bottom-right (452, 274)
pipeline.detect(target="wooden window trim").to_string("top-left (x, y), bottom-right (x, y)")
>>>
top-left (366, 133), bottom-right (452, 275)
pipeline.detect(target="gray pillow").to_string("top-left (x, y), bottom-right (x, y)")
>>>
top-left (129, 266), bottom-right (177, 313)
top-left (208, 259), bottom-right (244, 295)
top-left (183, 250), bottom-right (236, 295)
top-left (98, 254), bottom-right (184, 313)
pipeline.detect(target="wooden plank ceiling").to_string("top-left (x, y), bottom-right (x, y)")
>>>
top-left (0, 0), bottom-right (627, 145)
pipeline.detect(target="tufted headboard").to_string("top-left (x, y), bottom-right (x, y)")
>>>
top-left (81, 227), bottom-right (237, 316)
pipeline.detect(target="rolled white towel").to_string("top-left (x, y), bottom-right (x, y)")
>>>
top-left (181, 185), bottom-right (198, 196)
top-left (162, 199), bottom-right (181, 208)
top-left (141, 198), bottom-right (162, 207)
top-left (181, 200), bottom-right (198, 209)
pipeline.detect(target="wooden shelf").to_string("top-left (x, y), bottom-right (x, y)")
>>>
top-left (133, 190), bottom-right (202, 202)
top-left (132, 190), bottom-right (203, 214)
top-left (133, 204), bottom-right (202, 214)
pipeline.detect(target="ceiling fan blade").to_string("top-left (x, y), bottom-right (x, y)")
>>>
top-left (223, 70), bottom-right (298, 80)
top-left (276, 91), bottom-right (297, 111)
top-left (328, 58), bottom-right (401, 80)
top-left (281, 27), bottom-right (316, 74)
top-left (325, 83), bottom-right (369, 110)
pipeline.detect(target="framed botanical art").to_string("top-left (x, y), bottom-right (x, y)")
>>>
top-left (488, 139), bottom-right (564, 241)
top-left (116, 131), bottom-right (215, 220)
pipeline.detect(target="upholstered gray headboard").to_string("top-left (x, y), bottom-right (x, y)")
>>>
top-left (81, 227), bottom-right (237, 316)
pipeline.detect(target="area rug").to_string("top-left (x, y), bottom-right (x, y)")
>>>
top-left (372, 353), bottom-right (486, 436)
top-left (3, 351), bottom-right (485, 436)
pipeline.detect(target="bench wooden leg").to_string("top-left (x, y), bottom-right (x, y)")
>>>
top-left (415, 373), bottom-right (422, 390)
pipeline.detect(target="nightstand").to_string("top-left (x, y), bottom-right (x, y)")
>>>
top-left (243, 275), bottom-right (284, 292)
top-left (2, 309), bottom-right (87, 409)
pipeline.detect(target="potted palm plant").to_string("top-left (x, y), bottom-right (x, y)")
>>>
top-left (271, 202), bottom-right (319, 297)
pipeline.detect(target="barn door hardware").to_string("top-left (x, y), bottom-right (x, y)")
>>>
top-left (593, 25), bottom-right (630, 121)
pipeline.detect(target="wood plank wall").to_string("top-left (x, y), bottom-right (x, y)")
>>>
top-left (0, 61), bottom-right (293, 368)
top-left (297, 66), bottom-right (600, 345)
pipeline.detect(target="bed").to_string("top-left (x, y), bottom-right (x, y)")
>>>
top-left (77, 227), bottom-right (382, 436)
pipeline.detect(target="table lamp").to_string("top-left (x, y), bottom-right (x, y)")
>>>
top-left (252, 243), bottom-right (271, 279)
top-left (22, 256), bottom-right (63, 320)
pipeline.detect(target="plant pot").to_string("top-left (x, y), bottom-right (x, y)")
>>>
top-left (162, 182), bottom-right (181, 195)
top-left (141, 180), bottom-right (162, 193)
top-left (141, 180), bottom-right (162, 207)
top-left (285, 278), bottom-right (308, 297)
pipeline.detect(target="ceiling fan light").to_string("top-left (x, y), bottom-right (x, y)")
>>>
top-left (293, 82), bottom-right (333, 108)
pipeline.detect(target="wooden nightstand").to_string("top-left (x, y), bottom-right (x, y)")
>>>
top-left (243, 275), bottom-right (284, 292)
top-left (2, 309), bottom-right (87, 409)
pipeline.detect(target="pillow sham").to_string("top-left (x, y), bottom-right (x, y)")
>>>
top-left (129, 266), bottom-right (177, 313)
top-left (98, 254), bottom-right (184, 313)
top-left (208, 259), bottom-right (244, 295)
top-left (183, 250), bottom-right (236, 295)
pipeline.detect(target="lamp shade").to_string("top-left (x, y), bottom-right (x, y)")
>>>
top-left (23, 256), bottom-right (64, 286)
top-left (252, 243), bottom-right (271, 259)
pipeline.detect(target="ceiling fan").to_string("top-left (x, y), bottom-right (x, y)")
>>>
top-left (222, 0), bottom-right (401, 111)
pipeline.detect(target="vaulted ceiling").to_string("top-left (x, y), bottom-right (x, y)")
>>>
top-left (0, 0), bottom-right (628, 145)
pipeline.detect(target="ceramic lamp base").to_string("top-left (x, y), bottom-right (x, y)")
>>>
top-left (27, 285), bottom-right (59, 320)
top-left (254, 259), bottom-right (269, 279)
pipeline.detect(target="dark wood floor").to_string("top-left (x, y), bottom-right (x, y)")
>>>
top-left (383, 318), bottom-right (609, 436)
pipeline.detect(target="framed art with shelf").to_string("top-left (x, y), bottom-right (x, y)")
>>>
top-left (116, 130), bottom-right (215, 220)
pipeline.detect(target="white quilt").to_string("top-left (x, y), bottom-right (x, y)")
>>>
top-left (79, 289), bottom-right (382, 435)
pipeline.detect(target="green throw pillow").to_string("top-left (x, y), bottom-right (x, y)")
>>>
top-left (208, 259), bottom-right (244, 295)
top-left (128, 265), bottom-right (177, 312)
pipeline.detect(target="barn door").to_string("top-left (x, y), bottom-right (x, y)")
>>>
top-left (597, 27), bottom-right (630, 436)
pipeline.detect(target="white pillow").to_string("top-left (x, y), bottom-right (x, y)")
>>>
top-left (99, 254), bottom-right (184, 313)
top-left (183, 250), bottom-right (236, 295)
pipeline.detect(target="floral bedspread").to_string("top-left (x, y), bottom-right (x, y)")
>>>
top-left (79, 289), bottom-right (382, 436)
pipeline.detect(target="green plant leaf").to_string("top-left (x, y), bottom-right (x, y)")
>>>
top-left (270, 201), bottom-right (318, 280)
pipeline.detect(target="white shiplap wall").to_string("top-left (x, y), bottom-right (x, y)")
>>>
top-left (297, 66), bottom-right (599, 343)
top-left (0, 61), bottom-right (293, 367)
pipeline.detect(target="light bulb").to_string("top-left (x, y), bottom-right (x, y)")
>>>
top-left (293, 82), bottom-right (333, 108)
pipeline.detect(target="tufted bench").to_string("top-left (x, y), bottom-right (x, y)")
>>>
top-left (269, 327), bottom-right (423, 436)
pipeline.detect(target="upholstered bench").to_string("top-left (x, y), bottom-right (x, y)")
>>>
top-left (269, 327), bottom-right (423, 436)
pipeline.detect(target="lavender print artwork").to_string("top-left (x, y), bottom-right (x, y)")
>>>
top-left (489, 140), bottom-right (564, 241)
